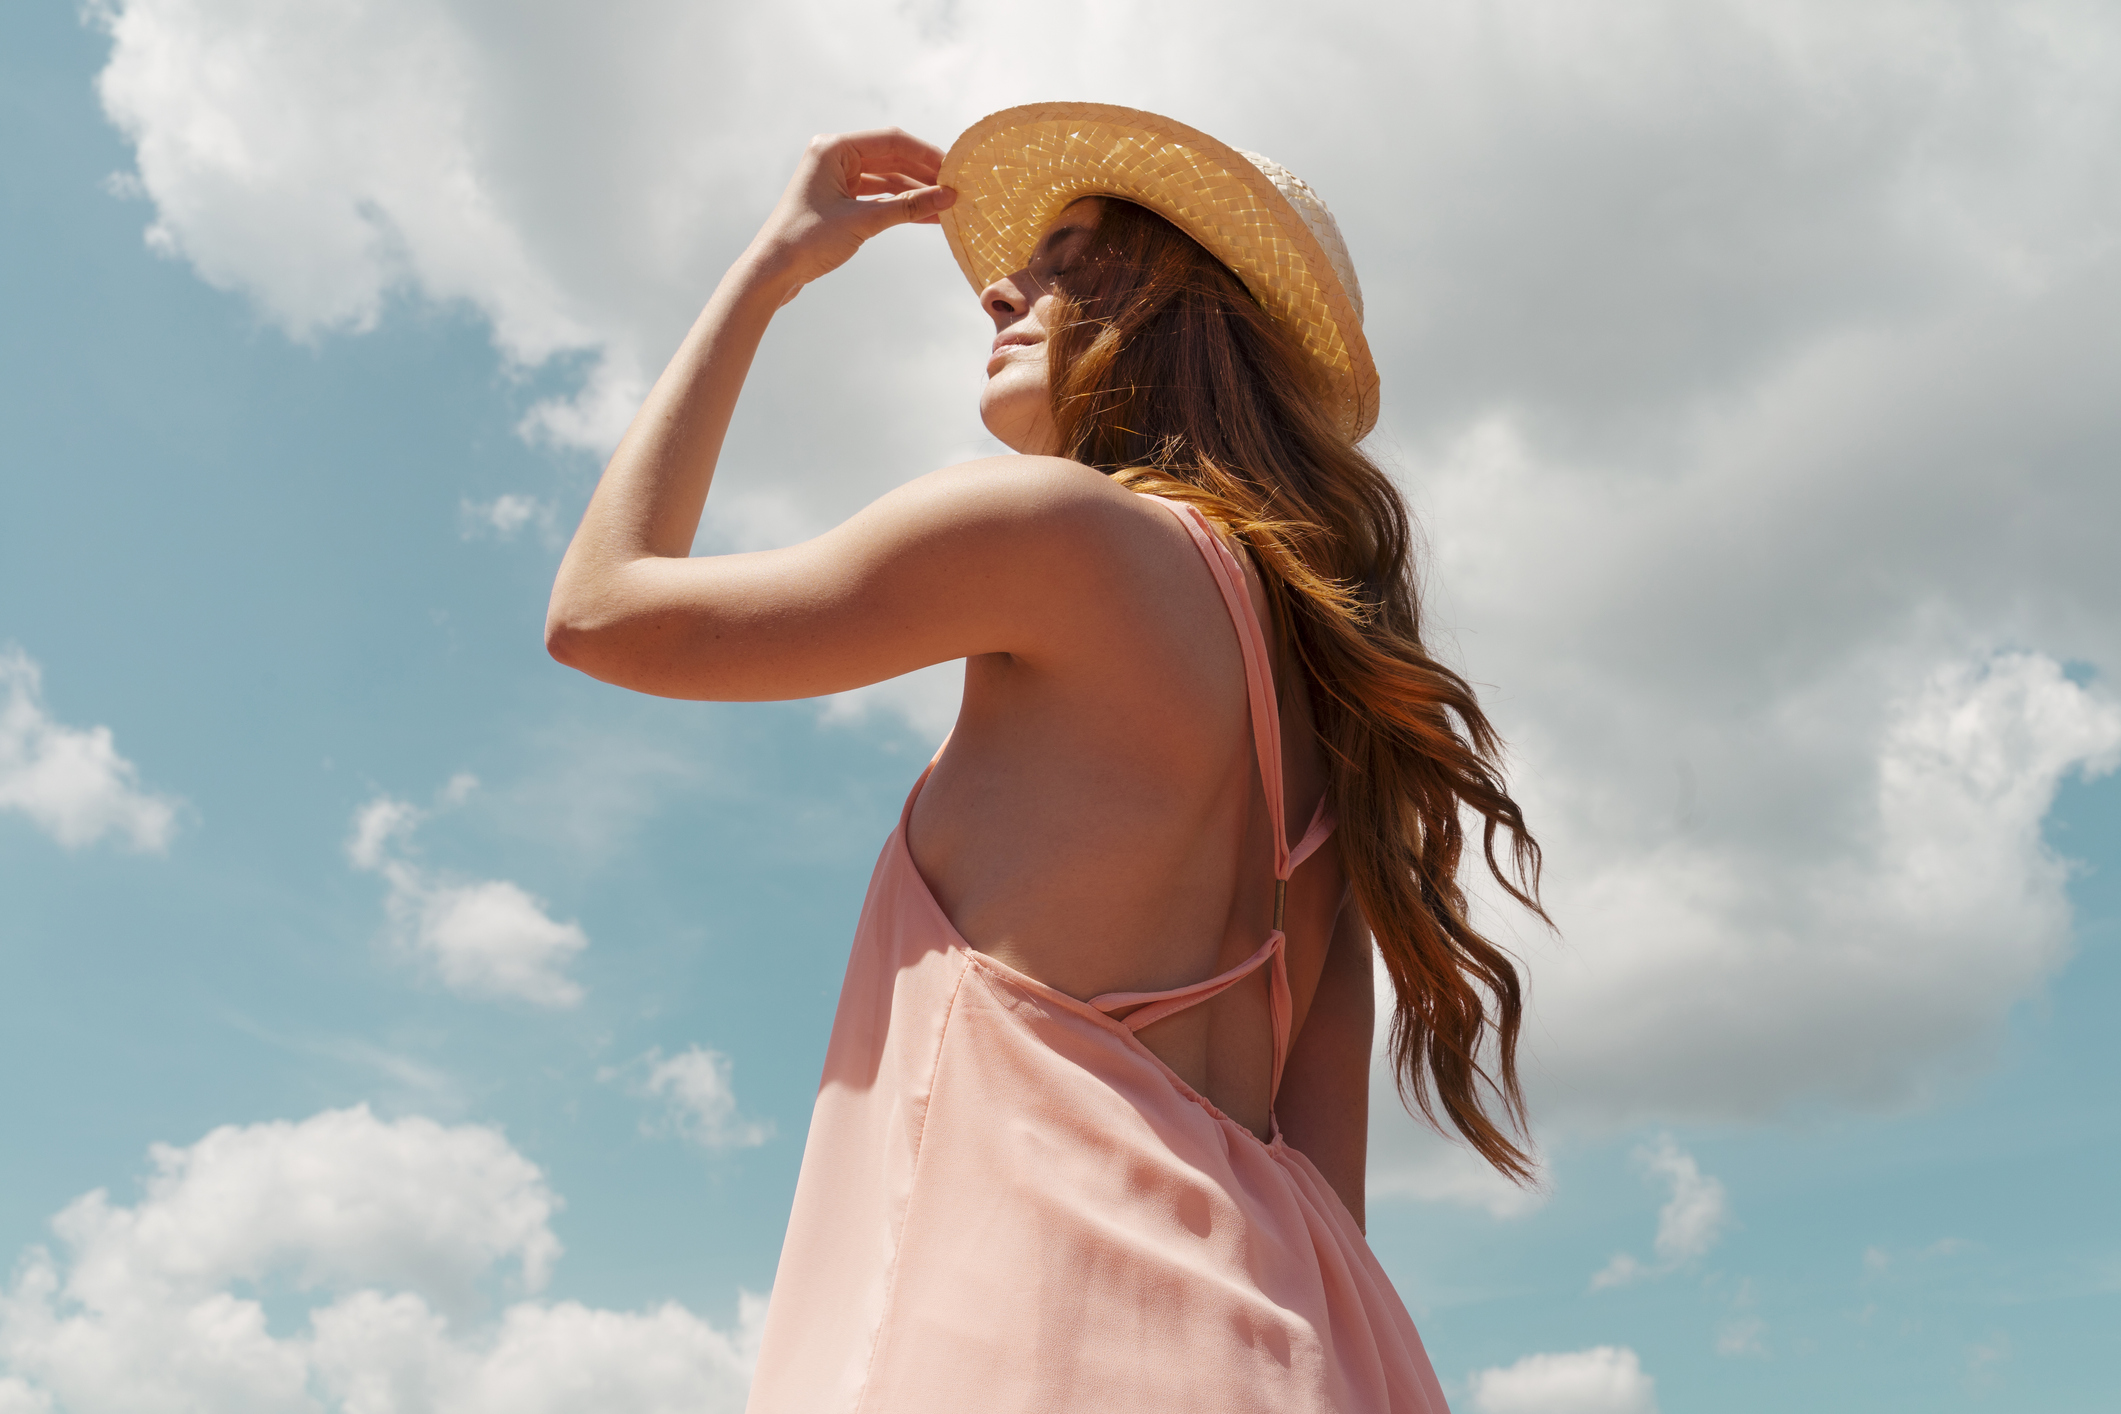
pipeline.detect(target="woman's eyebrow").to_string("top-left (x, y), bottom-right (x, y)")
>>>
top-left (1047, 217), bottom-right (1099, 243)
top-left (1034, 223), bottom-right (1096, 261)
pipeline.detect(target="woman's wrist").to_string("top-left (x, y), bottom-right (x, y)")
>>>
top-left (726, 238), bottom-right (807, 307)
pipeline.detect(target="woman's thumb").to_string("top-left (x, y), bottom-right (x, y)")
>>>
top-left (891, 184), bottom-right (957, 228)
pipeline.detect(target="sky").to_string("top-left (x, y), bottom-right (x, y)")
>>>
top-left (2, 1), bottom-right (2117, 1410)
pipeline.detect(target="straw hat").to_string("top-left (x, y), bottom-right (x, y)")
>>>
top-left (938, 102), bottom-right (1379, 441)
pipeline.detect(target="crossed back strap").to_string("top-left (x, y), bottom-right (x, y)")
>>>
top-left (1088, 497), bottom-right (1338, 1104)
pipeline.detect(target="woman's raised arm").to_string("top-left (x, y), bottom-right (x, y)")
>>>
top-left (545, 129), bottom-right (1104, 700)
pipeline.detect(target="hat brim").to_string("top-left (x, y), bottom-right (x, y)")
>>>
top-left (938, 102), bottom-right (1379, 441)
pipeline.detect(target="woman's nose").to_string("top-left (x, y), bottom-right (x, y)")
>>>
top-left (980, 273), bottom-right (1028, 322)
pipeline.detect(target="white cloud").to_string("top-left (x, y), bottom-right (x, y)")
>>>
top-left (348, 793), bottom-right (421, 873)
top-left (0, 649), bottom-right (179, 852)
top-left (1373, 658), bottom-right (2117, 1198)
top-left (1966, 1331), bottom-right (2012, 1390)
top-left (1716, 1315), bottom-right (1767, 1356)
top-left (311, 1292), bottom-right (765, 1414)
top-left (1365, 984), bottom-right (1551, 1218)
top-left (1366, 1120), bottom-right (1550, 1220)
top-left (1591, 1136), bottom-right (1729, 1289)
top-left (461, 493), bottom-right (555, 542)
top-left (1860, 1235), bottom-right (1973, 1280)
top-left (1469, 1346), bottom-right (1659, 1414)
top-left (89, 0), bottom-right (2121, 1142)
top-left (1508, 650), bottom-right (2121, 1135)
top-left (818, 659), bottom-right (963, 745)
top-left (634, 1048), bottom-right (773, 1151)
top-left (1647, 1142), bottom-right (1728, 1266)
top-left (0, 1377), bottom-right (51, 1414)
top-left (412, 879), bottom-right (589, 1008)
top-left (0, 1107), bottom-right (762, 1414)
top-left (348, 780), bottom-right (588, 1008)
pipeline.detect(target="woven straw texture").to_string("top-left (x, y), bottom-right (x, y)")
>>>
top-left (938, 103), bottom-right (1379, 440)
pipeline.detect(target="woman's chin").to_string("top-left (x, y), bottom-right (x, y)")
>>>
top-left (980, 390), bottom-right (1048, 455)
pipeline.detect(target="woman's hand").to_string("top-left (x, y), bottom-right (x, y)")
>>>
top-left (743, 128), bottom-right (955, 301)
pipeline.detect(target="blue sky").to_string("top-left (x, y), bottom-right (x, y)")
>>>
top-left (4, 3), bottom-right (2118, 1411)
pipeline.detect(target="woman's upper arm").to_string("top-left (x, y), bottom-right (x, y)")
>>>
top-left (546, 456), bottom-right (1119, 700)
top-left (1277, 891), bottom-right (1376, 1230)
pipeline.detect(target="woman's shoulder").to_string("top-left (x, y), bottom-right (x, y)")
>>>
top-left (886, 455), bottom-right (1181, 559)
top-left (915, 454), bottom-right (1137, 512)
top-left (823, 457), bottom-right (1204, 653)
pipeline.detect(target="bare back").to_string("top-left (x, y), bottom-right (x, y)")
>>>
top-left (908, 485), bottom-right (1357, 1143)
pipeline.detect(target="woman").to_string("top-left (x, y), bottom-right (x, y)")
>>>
top-left (548, 104), bottom-right (1543, 1413)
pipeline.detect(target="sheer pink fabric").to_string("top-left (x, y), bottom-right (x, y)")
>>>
top-left (746, 498), bottom-right (1451, 1413)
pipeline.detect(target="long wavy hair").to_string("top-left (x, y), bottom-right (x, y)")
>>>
top-left (1045, 198), bottom-right (1547, 1180)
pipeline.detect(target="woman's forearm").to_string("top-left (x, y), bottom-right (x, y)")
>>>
top-left (543, 129), bottom-right (949, 672)
top-left (547, 253), bottom-right (794, 643)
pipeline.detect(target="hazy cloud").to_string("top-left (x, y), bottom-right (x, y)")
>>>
top-left (0, 1107), bottom-right (761, 1413)
top-left (461, 492), bottom-right (556, 542)
top-left (1364, 998), bottom-right (1552, 1219)
top-left (818, 660), bottom-right (963, 745)
top-left (1591, 1136), bottom-right (1730, 1289)
top-left (1469, 1345), bottom-right (1658, 1414)
top-left (0, 1378), bottom-right (51, 1414)
top-left (348, 778), bottom-right (588, 1008)
top-left (1717, 1315), bottom-right (1767, 1357)
top-left (0, 648), bottom-right (179, 853)
top-left (1366, 1123), bottom-right (1551, 1221)
top-left (1966, 1331), bottom-right (2013, 1392)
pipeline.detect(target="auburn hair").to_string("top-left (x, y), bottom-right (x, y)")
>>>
top-left (1045, 198), bottom-right (1547, 1180)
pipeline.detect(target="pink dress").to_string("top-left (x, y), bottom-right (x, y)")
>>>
top-left (746, 497), bottom-right (1452, 1413)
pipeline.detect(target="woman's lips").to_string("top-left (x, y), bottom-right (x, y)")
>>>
top-left (985, 337), bottom-right (1039, 375)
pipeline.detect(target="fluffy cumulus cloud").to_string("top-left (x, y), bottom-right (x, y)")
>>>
top-left (638, 1048), bottom-right (773, 1152)
top-left (1468, 1346), bottom-right (1658, 1414)
top-left (1504, 650), bottom-right (2121, 1132)
top-left (0, 649), bottom-right (178, 852)
top-left (0, 1107), bottom-right (762, 1413)
top-left (349, 778), bottom-right (588, 1008)
top-left (89, 0), bottom-right (2121, 1157)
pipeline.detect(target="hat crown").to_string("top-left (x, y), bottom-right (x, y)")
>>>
top-left (1235, 152), bottom-right (1364, 325)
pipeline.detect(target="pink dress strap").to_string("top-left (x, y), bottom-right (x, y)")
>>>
top-left (1088, 932), bottom-right (1298, 1101)
top-left (1083, 495), bottom-right (1339, 1104)
top-left (1148, 498), bottom-right (1299, 877)
top-left (1088, 933), bottom-right (1284, 1032)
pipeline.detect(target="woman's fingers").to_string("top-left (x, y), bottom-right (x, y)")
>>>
top-left (906, 185), bottom-right (956, 225)
top-left (854, 172), bottom-right (923, 196)
top-left (851, 183), bottom-right (956, 236)
top-left (748, 128), bottom-right (950, 289)
top-left (828, 126), bottom-right (945, 184)
top-left (854, 172), bottom-right (956, 225)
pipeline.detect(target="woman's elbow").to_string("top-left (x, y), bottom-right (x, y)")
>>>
top-left (544, 613), bottom-right (590, 669)
top-left (543, 609), bottom-right (697, 695)
top-left (544, 596), bottom-right (618, 674)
